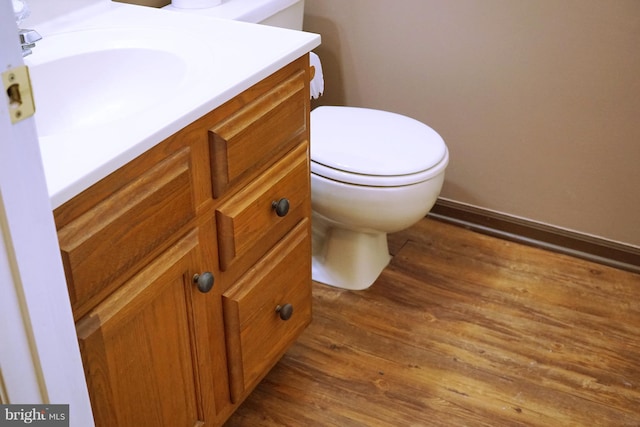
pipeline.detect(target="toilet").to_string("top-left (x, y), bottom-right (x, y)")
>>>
top-left (164, 0), bottom-right (449, 290)
top-left (310, 106), bottom-right (448, 289)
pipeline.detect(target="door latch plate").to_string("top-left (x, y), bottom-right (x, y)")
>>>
top-left (2, 65), bottom-right (36, 124)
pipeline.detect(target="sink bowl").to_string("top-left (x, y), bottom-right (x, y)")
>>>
top-left (25, 27), bottom-right (199, 137)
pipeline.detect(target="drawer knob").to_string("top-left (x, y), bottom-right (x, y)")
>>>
top-left (275, 303), bottom-right (294, 321)
top-left (193, 272), bottom-right (215, 293)
top-left (271, 198), bottom-right (290, 217)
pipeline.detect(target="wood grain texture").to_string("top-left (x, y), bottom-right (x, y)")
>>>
top-left (223, 220), bottom-right (312, 403)
top-left (225, 218), bottom-right (640, 426)
top-left (57, 148), bottom-right (195, 320)
top-left (77, 231), bottom-right (203, 427)
top-left (216, 143), bottom-right (310, 271)
top-left (209, 68), bottom-right (307, 198)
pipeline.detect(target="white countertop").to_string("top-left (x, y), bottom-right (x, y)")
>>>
top-left (27, 2), bottom-right (320, 208)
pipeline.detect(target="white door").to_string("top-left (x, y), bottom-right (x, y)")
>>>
top-left (0, 2), bottom-right (93, 425)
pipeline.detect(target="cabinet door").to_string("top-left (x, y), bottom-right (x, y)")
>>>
top-left (76, 231), bottom-right (206, 427)
top-left (223, 220), bottom-right (312, 403)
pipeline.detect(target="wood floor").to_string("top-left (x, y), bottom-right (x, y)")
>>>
top-left (225, 218), bottom-right (640, 426)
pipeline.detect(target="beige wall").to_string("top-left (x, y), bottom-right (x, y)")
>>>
top-left (304, 0), bottom-right (640, 247)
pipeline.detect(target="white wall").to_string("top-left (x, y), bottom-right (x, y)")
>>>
top-left (1, 1), bottom-right (94, 423)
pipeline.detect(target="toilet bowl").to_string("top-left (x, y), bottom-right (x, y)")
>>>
top-left (164, 0), bottom-right (449, 290)
top-left (310, 106), bottom-right (448, 289)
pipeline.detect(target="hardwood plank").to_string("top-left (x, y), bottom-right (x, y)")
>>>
top-left (225, 218), bottom-right (640, 426)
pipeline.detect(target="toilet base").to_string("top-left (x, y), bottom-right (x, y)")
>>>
top-left (312, 227), bottom-right (392, 290)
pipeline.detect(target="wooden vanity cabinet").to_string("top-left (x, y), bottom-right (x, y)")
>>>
top-left (74, 231), bottom-right (205, 427)
top-left (53, 55), bottom-right (312, 427)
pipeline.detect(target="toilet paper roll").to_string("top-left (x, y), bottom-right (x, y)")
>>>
top-left (171, 0), bottom-right (222, 8)
top-left (309, 52), bottom-right (324, 99)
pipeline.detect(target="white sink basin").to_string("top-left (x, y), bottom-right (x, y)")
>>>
top-left (26, 27), bottom-right (197, 137)
top-left (28, 3), bottom-right (319, 209)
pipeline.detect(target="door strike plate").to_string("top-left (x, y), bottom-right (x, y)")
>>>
top-left (2, 65), bottom-right (36, 124)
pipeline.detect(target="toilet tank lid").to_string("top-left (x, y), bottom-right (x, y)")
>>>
top-left (310, 106), bottom-right (447, 176)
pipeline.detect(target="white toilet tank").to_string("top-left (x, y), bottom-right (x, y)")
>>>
top-left (250, 0), bottom-right (305, 30)
top-left (165, 0), bottom-right (305, 30)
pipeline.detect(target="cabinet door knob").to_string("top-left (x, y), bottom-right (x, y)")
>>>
top-left (193, 272), bottom-right (215, 293)
top-left (275, 303), bottom-right (293, 321)
top-left (271, 198), bottom-right (290, 217)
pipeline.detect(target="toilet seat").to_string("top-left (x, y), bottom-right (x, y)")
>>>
top-left (310, 106), bottom-right (448, 186)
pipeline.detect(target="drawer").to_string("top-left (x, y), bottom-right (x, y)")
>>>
top-left (209, 67), bottom-right (307, 198)
top-left (57, 148), bottom-right (196, 319)
top-left (215, 143), bottom-right (310, 272)
top-left (222, 219), bottom-right (311, 403)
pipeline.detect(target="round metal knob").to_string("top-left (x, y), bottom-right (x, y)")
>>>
top-left (271, 198), bottom-right (290, 217)
top-left (193, 272), bottom-right (215, 293)
top-left (275, 303), bottom-right (293, 321)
